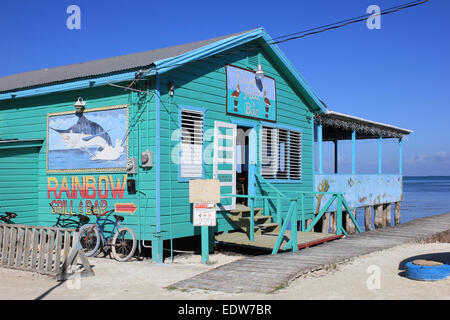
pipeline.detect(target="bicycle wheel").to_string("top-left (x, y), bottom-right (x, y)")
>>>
top-left (78, 224), bottom-right (101, 257)
top-left (111, 227), bottom-right (137, 262)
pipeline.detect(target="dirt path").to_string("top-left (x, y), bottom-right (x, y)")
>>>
top-left (0, 242), bottom-right (448, 300)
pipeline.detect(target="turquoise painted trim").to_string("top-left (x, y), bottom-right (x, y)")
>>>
top-left (351, 130), bottom-right (356, 174)
top-left (230, 118), bottom-right (258, 196)
top-left (318, 123), bottom-right (323, 174)
top-left (177, 104), bottom-right (206, 182)
top-left (152, 29), bottom-right (264, 75)
top-left (201, 226), bottom-right (209, 264)
top-left (151, 27), bottom-right (326, 114)
top-left (399, 138), bottom-right (403, 175)
top-left (151, 236), bottom-right (164, 263)
top-left (0, 71), bottom-right (137, 101)
top-left (248, 128), bottom-right (257, 196)
top-left (156, 73), bottom-right (161, 233)
top-left (0, 139), bottom-right (43, 149)
top-left (378, 137), bottom-right (382, 174)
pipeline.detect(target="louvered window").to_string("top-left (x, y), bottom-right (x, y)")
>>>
top-left (261, 127), bottom-right (277, 178)
top-left (289, 130), bottom-right (302, 180)
top-left (261, 126), bottom-right (302, 181)
top-left (277, 129), bottom-right (289, 179)
top-left (180, 109), bottom-right (203, 178)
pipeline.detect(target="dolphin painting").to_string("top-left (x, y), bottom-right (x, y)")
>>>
top-left (50, 114), bottom-right (124, 161)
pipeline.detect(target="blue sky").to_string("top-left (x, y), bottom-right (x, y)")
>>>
top-left (1, 0), bottom-right (449, 176)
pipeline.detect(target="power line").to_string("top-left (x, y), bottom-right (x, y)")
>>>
top-left (269, 0), bottom-right (428, 43)
top-left (268, 0), bottom-right (430, 45)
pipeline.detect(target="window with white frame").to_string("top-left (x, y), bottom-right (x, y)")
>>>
top-left (180, 109), bottom-right (204, 178)
top-left (261, 126), bottom-right (302, 180)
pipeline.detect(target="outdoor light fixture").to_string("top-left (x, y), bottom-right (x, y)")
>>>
top-left (255, 64), bottom-right (264, 81)
top-left (168, 81), bottom-right (175, 97)
top-left (74, 97), bottom-right (86, 113)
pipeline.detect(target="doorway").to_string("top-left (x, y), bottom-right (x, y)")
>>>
top-left (236, 126), bottom-right (250, 205)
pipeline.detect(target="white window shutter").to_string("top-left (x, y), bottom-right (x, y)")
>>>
top-left (180, 109), bottom-right (203, 178)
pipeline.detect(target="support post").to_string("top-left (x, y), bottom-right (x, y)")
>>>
top-left (394, 202), bottom-right (401, 225)
top-left (374, 205), bottom-right (383, 229)
top-left (352, 130), bottom-right (356, 174)
top-left (334, 140), bottom-right (338, 174)
top-left (386, 203), bottom-right (392, 227)
top-left (291, 201), bottom-right (298, 252)
top-left (330, 211), bottom-right (336, 234)
top-left (364, 206), bottom-right (372, 231)
top-left (151, 235), bottom-right (164, 263)
top-left (201, 226), bottom-right (209, 264)
top-left (318, 123), bottom-right (323, 174)
top-left (378, 137), bottom-right (382, 174)
top-left (322, 212), bottom-right (330, 234)
top-left (399, 138), bottom-right (403, 175)
top-left (345, 209), bottom-right (356, 234)
top-left (336, 196), bottom-right (343, 235)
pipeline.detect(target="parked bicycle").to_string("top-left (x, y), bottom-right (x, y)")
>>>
top-left (50, 203), bottom-right (90, 230)
top-left (0, 207), bottom-right (17, 224)
top-left (78, 208), bottom-right (137, 262)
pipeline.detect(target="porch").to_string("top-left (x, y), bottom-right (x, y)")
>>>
top-left (314, 110), bottom-right (412, 231)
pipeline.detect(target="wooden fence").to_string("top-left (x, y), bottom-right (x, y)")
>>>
top-left (0, 223), bottom-right (78, 277)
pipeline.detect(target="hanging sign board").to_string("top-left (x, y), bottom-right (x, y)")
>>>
top-left (193, 203), bottom-right (216, 227)
top-left (189, 179), bottom-right (220, 204)
top-left (226, 64), bottom-right (277, 122)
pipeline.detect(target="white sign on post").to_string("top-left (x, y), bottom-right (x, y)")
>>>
top-left (193, 203), bottom-right (216, 227)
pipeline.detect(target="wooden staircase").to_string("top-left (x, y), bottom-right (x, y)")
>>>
top-left (228, 203), bottom-right (280, 238)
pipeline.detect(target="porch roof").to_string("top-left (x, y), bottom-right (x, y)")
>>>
top-left (315, 110), bottom-right (413, 141)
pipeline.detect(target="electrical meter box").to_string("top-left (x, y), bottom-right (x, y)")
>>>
top-left (141, 150), bottom-right (153, 168)
top-left (126, 158), bottom-right (138, 174)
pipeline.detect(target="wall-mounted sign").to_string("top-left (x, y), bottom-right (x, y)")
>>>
top-left (193, 203), bottom-right (216, 226)
top-left (47, 174), bottom-right (128, 216)
top-left (47, 105), bottom-right (128, 172)
top-left (226, 65), bottom-right (276, 122)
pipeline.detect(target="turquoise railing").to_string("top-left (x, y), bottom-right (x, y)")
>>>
top-left (222, 175), bottom-right (362, 255)
top-left (304, 192), bottom-right (362, 236)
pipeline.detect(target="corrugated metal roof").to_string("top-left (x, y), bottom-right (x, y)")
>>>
top-left (0, 29), bottom-right (252, 93)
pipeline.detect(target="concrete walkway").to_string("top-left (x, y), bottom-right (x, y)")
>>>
top-left (172, 212), bottom-right (450, 293)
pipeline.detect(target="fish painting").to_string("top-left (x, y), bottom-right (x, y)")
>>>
top-left (47, 106), bottom-right (128, 171)
top-left (50, 113), bottom-right (124, 161)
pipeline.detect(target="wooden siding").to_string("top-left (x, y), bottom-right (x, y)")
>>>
top-left (0, 147), bottom-right (40, 225)
top-left (157, 41), bottom-right (315, 240)
top-left (0, 41), bottom-right (316, 242)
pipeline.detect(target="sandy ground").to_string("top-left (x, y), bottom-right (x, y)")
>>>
top-left (0, 242), bottom-right (448, 300)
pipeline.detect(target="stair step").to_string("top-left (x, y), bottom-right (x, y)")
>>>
top-left (239, 215), bottom-right (271, 222)
top-left (257, 223), bottom-right (280, 234)
top-left (229, 207), bottom-right (263, 214)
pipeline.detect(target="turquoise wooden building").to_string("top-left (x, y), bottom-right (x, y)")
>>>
top-left (0, 28), bottom-right (410, 262)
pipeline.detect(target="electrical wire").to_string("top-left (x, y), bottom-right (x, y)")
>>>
top-left (268, 0), bottom-right (430, 45)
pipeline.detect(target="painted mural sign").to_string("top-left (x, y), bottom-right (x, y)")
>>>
top-left (47, 105), bottom-right (128, 172)
top-left (314, 174), bottom-right (403, 213)
top-left (47, 175), bottom-right (128, 216)
top-left (226, 65), bottom-right (276, 122)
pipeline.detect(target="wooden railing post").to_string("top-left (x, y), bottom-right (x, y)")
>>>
top-left (336, 195), bottom-right (343, 235)
top-left (291, 200), bottom-right (298, 252)
top-left (276, 195), bottom-right (282, 225)
top-left (300, 193), bottom-right (305, 231)
top-left (249, 196), bottom-right (255, 242)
